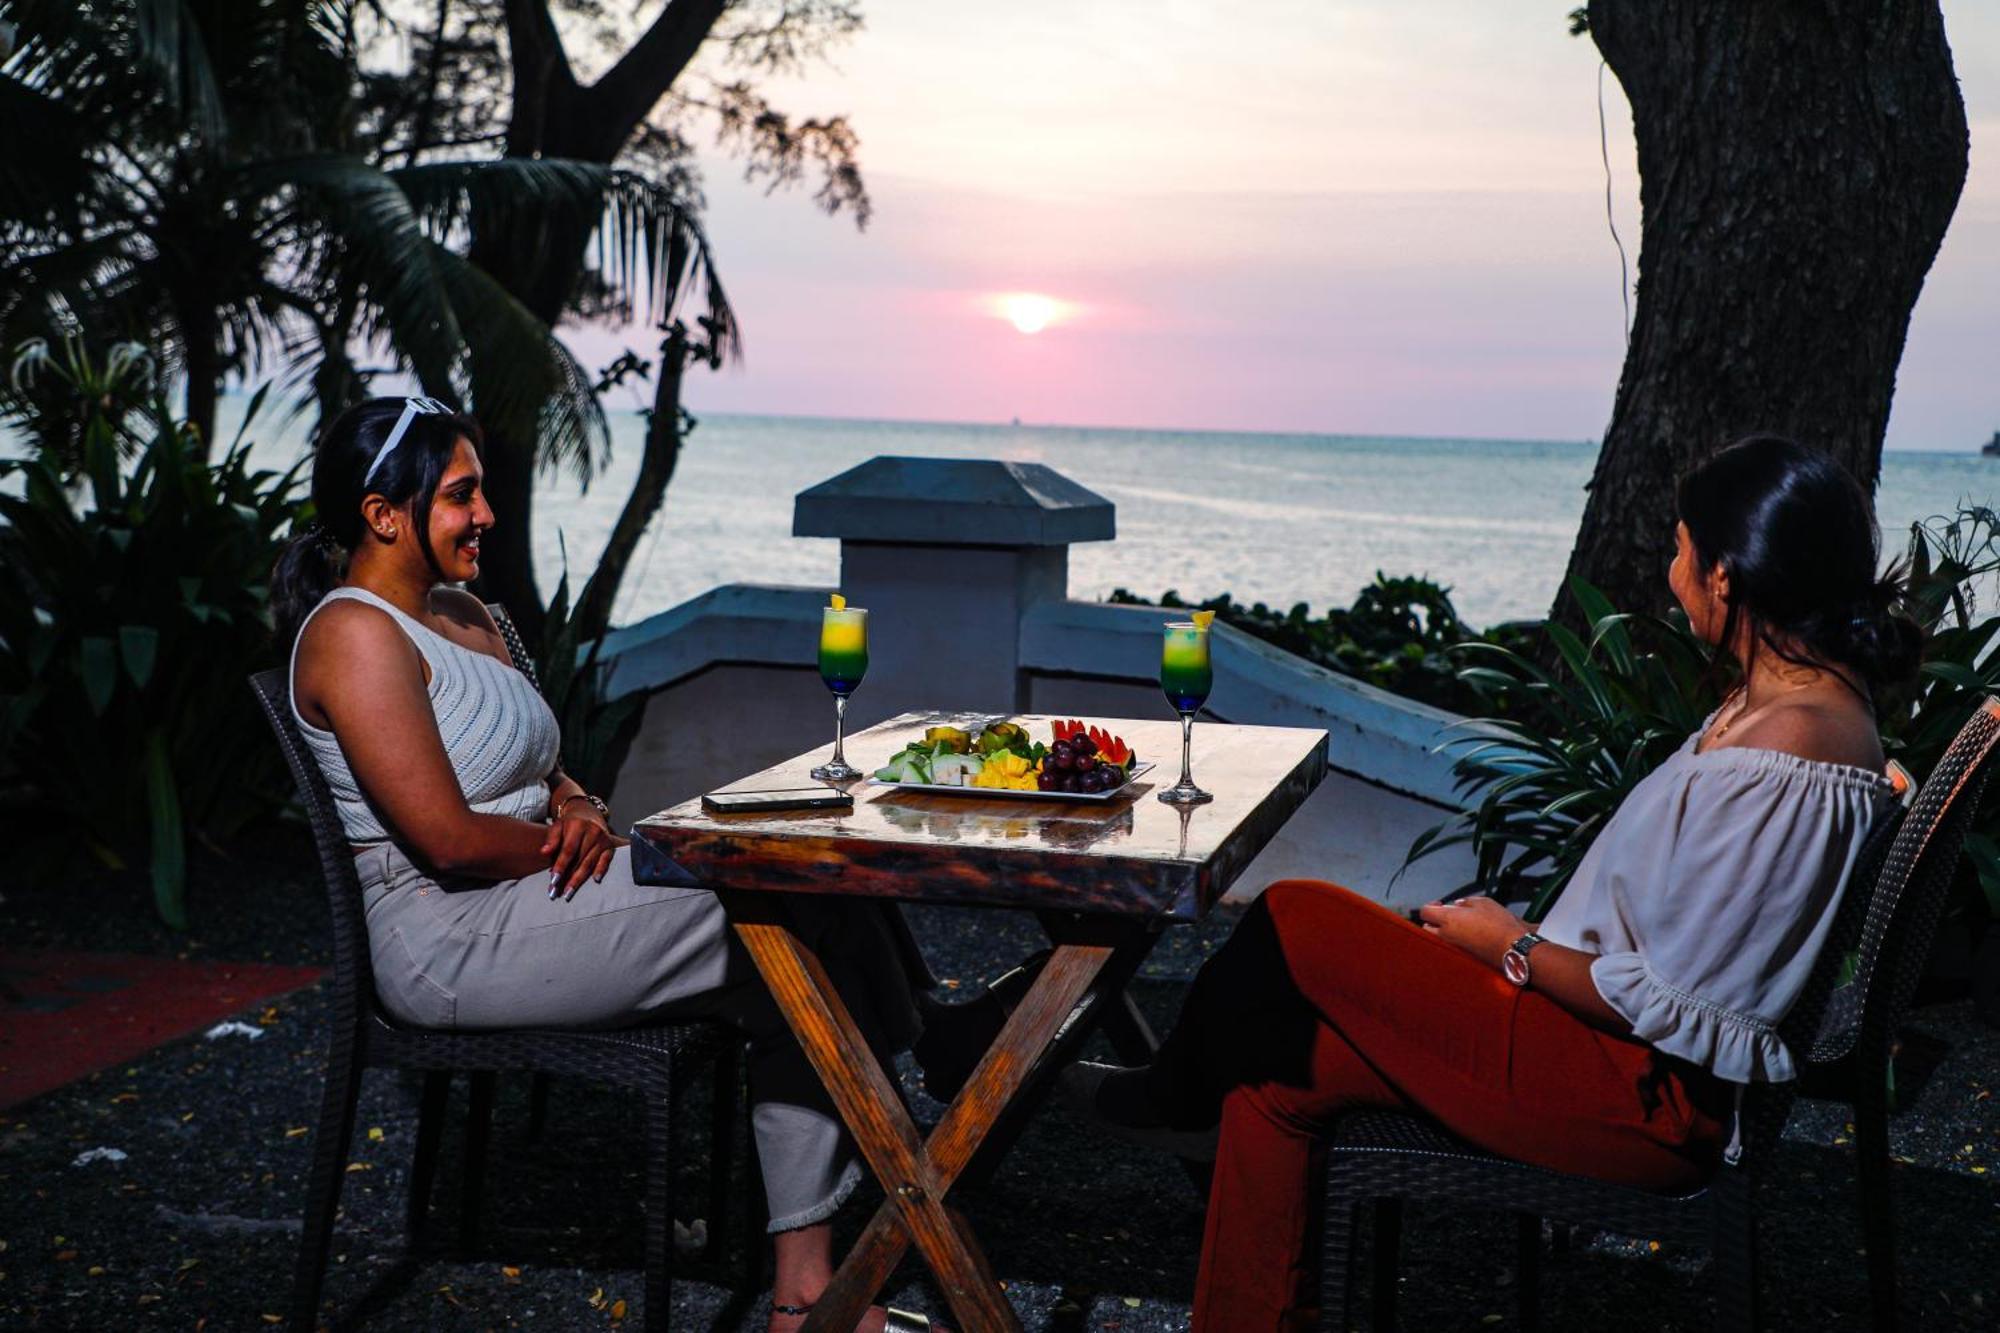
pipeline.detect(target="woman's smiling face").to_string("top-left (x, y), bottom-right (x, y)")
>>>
top-left (424, 437), bottom-right (492, 582)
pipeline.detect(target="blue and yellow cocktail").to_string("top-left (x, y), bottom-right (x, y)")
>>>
top-left (1158, 615), bottom-right (1214, 805)
top-left (811, 599), bottom-right (869, 781)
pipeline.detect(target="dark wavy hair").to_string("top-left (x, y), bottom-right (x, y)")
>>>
top-left (1676, 435), bottom-right (1922, 698)
top-left (270, 397), bottom-right (484, 645)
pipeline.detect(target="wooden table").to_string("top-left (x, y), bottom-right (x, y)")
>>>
top-left (630, 711), bottom-right (1328, 1332)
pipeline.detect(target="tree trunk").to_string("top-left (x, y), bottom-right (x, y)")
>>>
top-left (1557, 1), bottom-right (1968, 622)
top-left (464, 0), bottom-right (726, 640)
top-left (572, 326), bottom-right (690, 644)
top-left (176, 297), bottom-right (220, 452)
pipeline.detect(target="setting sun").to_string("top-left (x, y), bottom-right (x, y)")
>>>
top-left (992, 291), bottom-right (1072, 334)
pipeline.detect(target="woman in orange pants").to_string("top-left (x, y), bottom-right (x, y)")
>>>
top-left (1066, 437), bottom-right (1920, 1330)
top-left (1151, 879), bottom-right (1730, 1328)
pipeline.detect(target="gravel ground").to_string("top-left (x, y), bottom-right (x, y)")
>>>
top-left (2, 823), bottom-right (1996, 1331)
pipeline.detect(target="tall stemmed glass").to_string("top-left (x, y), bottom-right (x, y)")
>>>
top-left (811, 598), bottom-right (869, 782)
top-left (1157, 616), bottom-right (1214, 805)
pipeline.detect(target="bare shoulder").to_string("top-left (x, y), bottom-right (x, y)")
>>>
top-left (429, 587), bottom-right (510, 660)
top-left (293, 598), bottom-right (426, 726)
top-left (1731, 695), bottom-right (1885, 771)
top-left (296, 596), bottom-right (417, 667)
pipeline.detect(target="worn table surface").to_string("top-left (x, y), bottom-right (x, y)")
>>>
top-left (630, 710), bottom-right (1329, 920)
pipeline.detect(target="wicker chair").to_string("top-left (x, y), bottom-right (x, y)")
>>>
top-left (1318, 697), bottom-right (2000, 1332)
top-left (252, 627), bottom-right (742, 1332)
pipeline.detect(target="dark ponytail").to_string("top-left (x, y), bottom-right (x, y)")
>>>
top-left (1677, 435), bottom-right (1923, 697)
top-left (270, 397), bottom-right (484, 645)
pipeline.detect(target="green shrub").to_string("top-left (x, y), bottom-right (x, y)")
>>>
top-left (1405, 580), bottom-right (1719, 919)
top-left (0, 344), bottom-right (305, 927)
top-left (531, 549), bottom-right (645, 799)
top-left (1107, 574), bottom-right (1508, 713)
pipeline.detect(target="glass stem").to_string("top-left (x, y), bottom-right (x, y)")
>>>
top-left (832, 693), bottom-right (849, 767)
top-left (1178, 709), bottom-right (1195, 788)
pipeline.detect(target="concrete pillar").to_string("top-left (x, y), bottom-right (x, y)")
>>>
top-left (792, 456), bottom-right (1115, 722)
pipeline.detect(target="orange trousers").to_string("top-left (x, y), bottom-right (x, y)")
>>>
top-left (1147, 881), bottom-right (1729, 1332)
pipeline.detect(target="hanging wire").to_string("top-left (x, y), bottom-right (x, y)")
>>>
top-left (1599, 59), bottom-right (1633, 345)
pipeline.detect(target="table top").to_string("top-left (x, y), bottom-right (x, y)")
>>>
top-left (630, 711), bottom-right (1328, 920)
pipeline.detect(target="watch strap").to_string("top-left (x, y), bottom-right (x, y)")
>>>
top-left (1502, 931), bottom-right (1545, 987)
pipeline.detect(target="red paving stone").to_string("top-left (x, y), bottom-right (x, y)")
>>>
top-left (0, 951), bottom-right (325, 1108)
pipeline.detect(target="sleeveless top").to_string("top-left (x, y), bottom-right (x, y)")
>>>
top-left (1537, 726), bottom-right (1898, 1084)
top-left (288, 587), bottom-right (562, 845)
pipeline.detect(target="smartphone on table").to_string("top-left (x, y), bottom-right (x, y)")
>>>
top-left (701, 787), bottom-right (854, 815)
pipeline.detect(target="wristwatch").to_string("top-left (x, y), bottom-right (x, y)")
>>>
top-left (1501, 932), bottom-right (1545, 987)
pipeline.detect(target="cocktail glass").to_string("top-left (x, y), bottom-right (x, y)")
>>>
top-left (811, 604), bottom-right (869, 781)
top-left (1158, 619), bottom-right (1214, 805)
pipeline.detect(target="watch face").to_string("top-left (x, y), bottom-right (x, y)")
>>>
top-left (1502, 949), bottom-right (1530, 986)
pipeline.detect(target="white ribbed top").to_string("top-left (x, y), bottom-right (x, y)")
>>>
top-left (289, 587), bottom-right (561, 845)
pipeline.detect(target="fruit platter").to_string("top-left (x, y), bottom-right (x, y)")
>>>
top-left (871, 719), bottom-right (1153, 803)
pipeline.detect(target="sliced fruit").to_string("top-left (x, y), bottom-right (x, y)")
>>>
top-left (1190, 609), bottom-right (1215, 630)
top-left (1089, 727), bottom-right (1135, 769)
top-left (924, 725), bottom-right (972, 753)
top-left (830, 593), bottom-right (846, 610)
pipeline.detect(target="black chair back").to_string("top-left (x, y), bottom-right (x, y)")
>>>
top-left (486, 603), bottom-right (541, 690)
top-left (248, 667), bottom-right (385, 1027)
top-left (1810, 696), bottom-right (2000, 1066)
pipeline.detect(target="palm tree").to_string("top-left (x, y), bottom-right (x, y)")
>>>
top-left (0, 0), bottom-right (733, 476)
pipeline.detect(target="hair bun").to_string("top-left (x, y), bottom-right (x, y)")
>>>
top-left (1836, 577), bottom-right (1923, 689)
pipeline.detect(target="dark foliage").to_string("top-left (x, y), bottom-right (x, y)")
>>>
top-left (1107, 575), bottom-right (1525, 715)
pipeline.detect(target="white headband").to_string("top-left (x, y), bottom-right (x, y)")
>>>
top-left (361, 396), bottom-right (449, 488)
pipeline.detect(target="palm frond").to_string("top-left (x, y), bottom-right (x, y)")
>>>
top-left (390, 157), bottom-right (740, 361)
top-left (425, 242), bottom-right (610, 484)
top-left (132, 0), bottom-right (227, 143)
top-left (249, 153), bottom-right (464, 392)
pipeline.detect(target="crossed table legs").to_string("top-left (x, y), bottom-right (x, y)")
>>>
top-left (722, 892), bottom-right (1160, 1333)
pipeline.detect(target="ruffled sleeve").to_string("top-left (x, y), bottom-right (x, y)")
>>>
top-left (1550, 749), bottom-right (1891, 1083)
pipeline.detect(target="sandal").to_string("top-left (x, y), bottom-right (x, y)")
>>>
top-left (769, 1302), bottom-right (940, 1332)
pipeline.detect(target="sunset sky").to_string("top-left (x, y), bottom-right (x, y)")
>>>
top-left (563, 1), bottom-right (2000, 451)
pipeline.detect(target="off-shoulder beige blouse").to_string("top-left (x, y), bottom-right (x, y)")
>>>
top-left (1536, 728), bottom-right (1898, 1084)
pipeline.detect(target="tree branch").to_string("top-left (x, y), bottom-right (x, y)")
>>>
top-left (501, 0), bottom-right (577, 153)
top-left (586, 0), bottom-right (731, 149)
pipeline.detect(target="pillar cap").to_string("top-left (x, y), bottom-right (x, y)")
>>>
top-left (793, 455), bottom-right (1115, 547)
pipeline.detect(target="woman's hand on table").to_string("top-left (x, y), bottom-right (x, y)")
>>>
top-left (1416, 896), bottom-right (1529, 972)
top-left (541, 802), bottom-right (628, 900)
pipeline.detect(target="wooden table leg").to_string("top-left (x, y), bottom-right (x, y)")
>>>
top-left (953, 916), bottom-right (1165, 1191)
top-left (724, 892), bottom-right (1115, 1333)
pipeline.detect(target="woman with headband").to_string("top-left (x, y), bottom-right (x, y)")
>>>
top-left (273, 397), bottom-right (948, 1333)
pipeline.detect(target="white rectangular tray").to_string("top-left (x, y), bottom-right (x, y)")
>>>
top-left (867, 761), bottom-right (1154, 804)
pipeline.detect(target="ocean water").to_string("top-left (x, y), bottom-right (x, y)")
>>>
top-left (97, 404), bottom-right (2000, 630)
top-left (508, 414), bottom-right (1998, 630)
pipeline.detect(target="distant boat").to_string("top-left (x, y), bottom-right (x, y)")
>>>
top-left (1984, 431), bottom-right (2000, 458)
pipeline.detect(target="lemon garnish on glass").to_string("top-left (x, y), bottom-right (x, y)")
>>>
top-left (830, 593), bottom-right (846, 610)
top-left (1191, 609), bottom-right (1216, 631)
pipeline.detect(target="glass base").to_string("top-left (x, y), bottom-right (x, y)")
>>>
top-left (810, 760), bottom-right (862, 782)
top-left (1157, 782), bottom-right (1213, 806)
